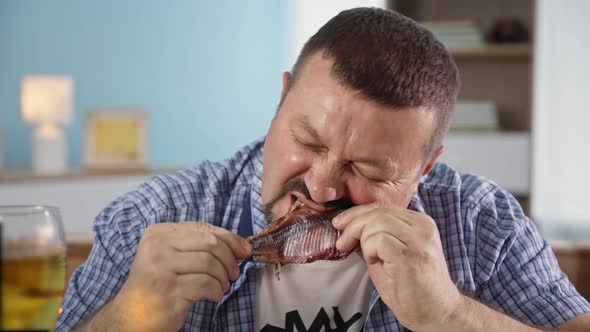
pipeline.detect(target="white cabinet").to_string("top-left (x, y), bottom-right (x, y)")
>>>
top-left (439, 132), bottom-right (530, 196)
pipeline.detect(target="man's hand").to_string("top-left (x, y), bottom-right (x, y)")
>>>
top-left (333, 203), bottom-right (461, 331)
top-left (86, 222), bottom-right (252, 331)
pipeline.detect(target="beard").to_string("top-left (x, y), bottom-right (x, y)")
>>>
top-left (262, 176), bottom-right (353, 222)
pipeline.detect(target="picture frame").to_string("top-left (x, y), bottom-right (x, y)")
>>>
top-left (83, 109), bottom-right (149, 171)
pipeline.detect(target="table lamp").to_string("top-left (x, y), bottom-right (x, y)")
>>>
top-left (21, 75), bottom-right (73, 174)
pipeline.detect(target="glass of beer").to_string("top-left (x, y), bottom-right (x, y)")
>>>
top-left (1, 205), bottom-right (67, 330)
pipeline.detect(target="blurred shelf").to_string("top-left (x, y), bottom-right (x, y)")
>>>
top-left (0, 169), bottom-right (177, 236)
top-left (551, 240), bottom-right (590, 301)
top-left (0, 168), bottom-right (178, 184)
top-left (450, 43), bottom-right (531, 59)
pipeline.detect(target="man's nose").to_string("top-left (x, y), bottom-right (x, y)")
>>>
top-left (304, 157), bottom-right (345, 204)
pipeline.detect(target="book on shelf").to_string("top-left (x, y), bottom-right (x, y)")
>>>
top-left (450, 100), bottom-right (499, 132)
top-left (420, 20), bottom-right (485, 50)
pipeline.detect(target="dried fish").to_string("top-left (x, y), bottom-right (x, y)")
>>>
top-left (248, 201), bottom-right (352, 278)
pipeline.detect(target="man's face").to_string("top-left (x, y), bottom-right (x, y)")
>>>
top-left (261, 53), bottom-right (441, 221)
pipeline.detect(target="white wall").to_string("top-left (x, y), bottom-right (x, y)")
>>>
top-left (286, 0), bottom-right (387, 68)
top-left (531, 0), bottom-right (590, 238)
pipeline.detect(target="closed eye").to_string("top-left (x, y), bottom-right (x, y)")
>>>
top-left (351, 164), bottom-right (386, 183)
top-left (292, 134), bottom-right (327, 153)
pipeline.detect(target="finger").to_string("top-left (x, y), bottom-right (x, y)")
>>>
top-left (357, 214), bottom-right (414, 247)
top-left (336, 212), bottom-right (374, 252)
top-left (210, 225), bottom-right (253, 258)
top-left (183, 222), bottom-right (252, 258)
top-left (332, 203), bottom-right (379, 230)
top-left (164, 229), bottom-right (241, 280)
top-left (362, 233), bottom-right (405, 264)
top-left (176, 273), bottom-right (226, 303)
top-left (170, 252), bottom-right (231, 290)
top-left (396, 209), bottom-right (425, 228)
top-left (402, 209), bottom-right (437, 230)
top-left (336, 209), bottom-right (413, 252)
top-left (144, 222), bottom-right (181, 235)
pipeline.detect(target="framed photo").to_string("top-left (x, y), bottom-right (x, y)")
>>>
top-left (83, 110), bottom-right (149, 171)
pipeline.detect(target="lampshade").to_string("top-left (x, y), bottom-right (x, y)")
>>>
top-left (21, 75), bottom-right (73, 125)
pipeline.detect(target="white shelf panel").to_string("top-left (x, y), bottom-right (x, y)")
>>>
top-left (0, 173), bottom-right (157, 239)
top-left (439, 132), bottom-right (530, 196)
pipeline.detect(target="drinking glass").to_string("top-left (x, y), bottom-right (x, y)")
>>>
top-left (1, 205), bottom-right (67, 330)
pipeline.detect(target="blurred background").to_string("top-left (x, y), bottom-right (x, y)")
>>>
top-left (0, 0), bottom-right (286, 170)
top-left (0, 0), bottom-right (589, 298)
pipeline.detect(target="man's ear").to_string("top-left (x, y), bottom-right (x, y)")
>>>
top-left (281, 71), bottom-right (291, 101)
top-left (422, 145), bottom-right (445, 177)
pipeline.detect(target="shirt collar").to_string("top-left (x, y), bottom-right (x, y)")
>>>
top-left (408, 185), bottom-right (427, 214)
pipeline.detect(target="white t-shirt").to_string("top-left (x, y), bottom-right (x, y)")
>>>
top-left (255, 253), bottom-right (373, 332)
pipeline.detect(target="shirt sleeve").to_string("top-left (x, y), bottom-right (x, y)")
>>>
top-left (55, 198), bottom-right (146, 332)
top-left (473, 191), bottom-right (590, 328)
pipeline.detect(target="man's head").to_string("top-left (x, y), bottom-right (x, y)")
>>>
top-left (262, 7), bottom-right (459, 221)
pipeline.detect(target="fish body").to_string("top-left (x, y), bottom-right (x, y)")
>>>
top-left (248, 203), bottom-right (352, 267)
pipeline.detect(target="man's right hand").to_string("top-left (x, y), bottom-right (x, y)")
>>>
top-left (84, 222), bottom-right (252, 331)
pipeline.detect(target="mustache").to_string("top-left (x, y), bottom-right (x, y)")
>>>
top-left (263, 177), bottom-right (353, 219)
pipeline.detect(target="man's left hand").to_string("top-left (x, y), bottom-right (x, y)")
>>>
top-left (333, 203), bottom-right (462, 331)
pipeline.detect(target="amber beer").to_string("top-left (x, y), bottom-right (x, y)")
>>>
top-left (1, 247), bottom-right (66, 330)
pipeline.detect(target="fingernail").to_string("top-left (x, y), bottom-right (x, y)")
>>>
top-left (332, 216), bottom-right (341, 226)
top-left (335, 238), bottom-right (343, 250)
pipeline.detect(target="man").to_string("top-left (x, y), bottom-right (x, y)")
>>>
top-left (57, 7), bottom-right (590, 332)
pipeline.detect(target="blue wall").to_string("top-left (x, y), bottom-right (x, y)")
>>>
top-left (0, 1), bottom-right (287, 169)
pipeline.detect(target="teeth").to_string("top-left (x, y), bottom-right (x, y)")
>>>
top-left (291, 198), bottom-right (304, 211)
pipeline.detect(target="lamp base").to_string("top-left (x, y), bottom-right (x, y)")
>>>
top-left (33, 126), bottom-right (67, 174)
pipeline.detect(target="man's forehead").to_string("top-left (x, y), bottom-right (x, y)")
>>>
top-left (290, 114), bottom-right (316, 133)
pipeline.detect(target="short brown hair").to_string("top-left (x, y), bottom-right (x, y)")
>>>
top-left (285, 7), bottom-right (459, 160)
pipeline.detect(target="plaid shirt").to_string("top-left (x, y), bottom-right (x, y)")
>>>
top-left (57, 137), bottom-right (590, 331)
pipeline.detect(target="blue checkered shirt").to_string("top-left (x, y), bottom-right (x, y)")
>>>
top-left (56, 138), bottom-right (590, 331)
